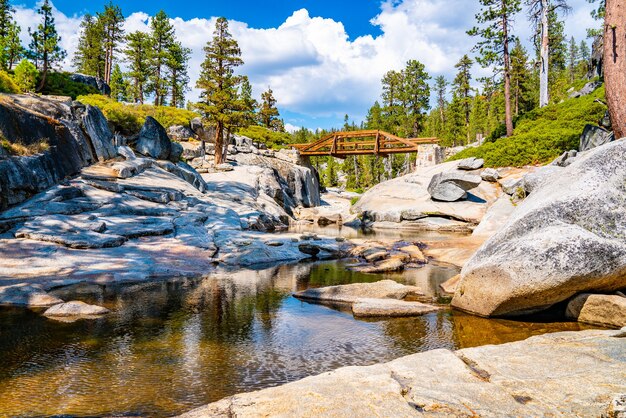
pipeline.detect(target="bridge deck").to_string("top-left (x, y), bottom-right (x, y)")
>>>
top-left (291, 130), bottom-right (438, 157)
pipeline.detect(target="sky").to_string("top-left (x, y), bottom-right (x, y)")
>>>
top-left (13, 0), bottom-right (599, 131)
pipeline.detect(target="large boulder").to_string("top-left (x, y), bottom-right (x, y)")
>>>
top-left (427, 171), bottom-right (482, 202)
top-left (452, 140), bottom-right (626, 317)
top-left (135, 116), bottom-right (171, 160)
top-left (169, 141), bottom-right (183, 163)
top-left (580, 124), bottom-right (614, 152)
top-left (167, 125), bottom-right (195, 142)
top-left (457, 157), bottom-right (484, 170)
top-left (566, 293), bottom-right (626, 329)
top-left (81, 105), bottom-right (117, 161)
top-left (70, 73), bottom-right (111, 95)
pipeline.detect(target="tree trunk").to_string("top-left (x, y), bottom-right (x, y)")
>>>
top-left (502, 8), bottom-right (514, 137)
top-left (604, 0), bottom-right (626, 139)
top-left (214, 121), bottom-right (225, 165)
top-left (539, 0), bottom-right (550, 107)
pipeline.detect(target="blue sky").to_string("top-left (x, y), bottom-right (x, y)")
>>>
top-left (14, 0), bottom-right (597, 131)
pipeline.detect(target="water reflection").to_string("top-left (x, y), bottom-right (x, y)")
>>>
top-left (0, 260), bottom-right (592, 417)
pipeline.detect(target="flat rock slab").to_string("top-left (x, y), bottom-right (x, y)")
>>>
top-left (294, 280), bottom-right (421, 304)
top-left (178, 329), bottom-right (626, 418)
top-left (101, 216), bottom-right (175, 239)
top-left (0, 284), bottom-right (63, 307)
top-left (352, 298), bottom-right (442, 317)
top-left (43, 300), bottom-right (110, 318)
top-left (355, 257), bottom-right (405, 273)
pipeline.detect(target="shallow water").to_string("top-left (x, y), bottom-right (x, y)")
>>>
top-left (0, 259), bottom-right (593, 417)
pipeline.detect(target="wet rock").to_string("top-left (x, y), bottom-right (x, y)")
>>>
top-left (167, 125), bottom-right (195, 142)
top-left (362, 247), bottom-right (389, 263)
top-left (427, 172), bottom-right (482, 202)
top-left (0, 283), bottom-right (63, 307)
top-left (579, 124), bottom-right (614, 152)
top-left (43, 300), bottom-right (110, 318)
top-left (481, 168), bottom-right (500, 182)
top-left (566, 293), bottom-right (626, 329)
top-left (357, 257), bottom-right (405, 273)
top-left (440, 274), bottom-right (461, 295)
top-left (352, 298), bottom-right (441, 318)
top-left (453, 141), bottom-right (626, 317)
top-left (135, 116), bottom-right (171, 160)
top-left (294, 280), bottom-right (420, 304)
top-left (458, 157), bottom-right (484, 170)
top-left (398, 245), bottom-right (427, 263)
top-left (298, 243), bottom-right (321, 256)
top-left (81, 105), bottom-right (117, 162)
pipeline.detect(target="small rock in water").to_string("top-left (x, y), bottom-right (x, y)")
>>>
top-left (0, 284), bottom-right (64, 307)
top-left (265, 240), bottom-right (284, 247)
top-left (43, 300), bottom-right (110, 318)
top-left (352, 298), bottom-right (442, 318)
top-left (298, 243), bottom-right (321, 256)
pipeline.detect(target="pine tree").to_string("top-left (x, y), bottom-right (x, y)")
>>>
top-left (73, 14), bottom-right (105, 78)
top-left (567, 36), bottom-right (579, 82)
top-left (28, 0), bottom-right (67, 92)
top-left (510, 39), bottom-right (534, 115)
top-left (381, 70), bottom-right (404, 134)
top-left (452, 55), bottom-right (473, 141)
top-left (238, 76), bottom-right (258, 126)
top-left (195, 17), bottom-right (246, 165)
top-left (13, 58), bottom-right (38, 92)
top-left (166, 41), bottom-right (191, 108)
top-left (148, 10), bottom-right (175, 106)
top-left (99, 2), bottom-right (125, 84)
top-left (110, 64), bottom-right (129, 101)
top-left (1, 21), bottom-right (23, 69)
top-left (434, 75), bottom-right (448, 124)
top-left (578, 40), bottom-right (590, 77)
top-left (124, 31), bottom-right (151, 104)
top-left (400, 59), bottom-right (431, 136)
top-left (259, 87), bottom-right (281, 130)
top-left (468, 0), bottom-right (522, 136)
top-left (0, 0), bottom-right (13, 38)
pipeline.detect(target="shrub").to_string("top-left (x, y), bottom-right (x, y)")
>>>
top-left (449, 86), bottom-right (607, 167)
top-left (237, 125), bottom-right (292, 149)
top-left (13, 59), bottom-right (38, 93)
top-left (0, 70), bottom-right (19, 94)
top-left (77, 94), bottom-right (199, 135)
top-left (39, 72), bottom-right (99, 99)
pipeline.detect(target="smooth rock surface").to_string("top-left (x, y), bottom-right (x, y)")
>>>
top-left (566, 293), bottom-right (626, 329)
top-left (294, 280), bottom-right (420, 304)
top-left (453, 141), bottom-right (626, 317)
top-left (352, 298), bottom-right (441, 317)
top-left (580, 124), bottom-right (614, 152)
top-left (457, 157), bottom-right (484, 170)
top-left (43, 300), bottom-right (110, 317)
top-left (481, 168), bottom-right (500, 182)
top-left (179, 329), bottom-right (626, 418)
top-left (427, 171), bottom-right (482, 202)
top-left (81, 105), bottom-right (117, 162)
top-left (0, 283), bottom-right (63, 307)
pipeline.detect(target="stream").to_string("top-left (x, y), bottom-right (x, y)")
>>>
top-left (0, 228), bottom-right (593, 417)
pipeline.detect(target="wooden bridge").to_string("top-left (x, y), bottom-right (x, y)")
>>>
top-left (291, 130), bottom-right (438, 158)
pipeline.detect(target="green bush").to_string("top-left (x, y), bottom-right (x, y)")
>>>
top-left (449, 86), bottom-right (606, 167)
top-left (39, 72), bottom-right (99, 99)
top-left (0, 70), bottom-right (19, 93)
top-left (77, 94), bottom-right (198, 135)
top-left (13, 59), bottom-right (38, 93)
top-left (237, 125), bottom-right (292, 149)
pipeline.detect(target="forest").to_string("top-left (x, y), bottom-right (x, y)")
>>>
top-left (0, 0), bottom-right (614, 191)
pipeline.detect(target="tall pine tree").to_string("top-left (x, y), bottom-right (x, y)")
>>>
top-left (73, 14), bottom-right (105, 78)
top-left (124, 31), bottom-right (151, 104)
top-left (259, 87), bottom-right (281, 130)
top-left (400, 59), bottom-right (431, 137)
top-left (452, 55), bottom-right (473, 142)
top-left (149, 10), bottom-right (175, 106)
top-left (166, 41), bottom-right (191, 108)
top-left (195, 17), bottom-right (245, 165)
top-left (28, 0), bottom-right (66, 91)
top-left (468, 0), bottom-right (522, 137)
top-left (99, 2), bottom-right (125, 84)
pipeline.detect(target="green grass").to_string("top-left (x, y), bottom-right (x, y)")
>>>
top-left (237, 125), bottom-right (292, 149)
top-left (449, 86), bottom-right (607, 167)
top-left (77, 94), bottom-right (199, 135)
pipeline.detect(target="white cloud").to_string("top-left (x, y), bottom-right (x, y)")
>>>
top-left (284, 123), bottom-right (300, 133)
top-left (13, 0), bottom-right (597, 129)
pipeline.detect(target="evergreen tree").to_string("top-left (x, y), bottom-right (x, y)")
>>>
top-left (434, 75), bottom-right (448, 124)
top-left (148, 10), bottom-right (175, 106)
top-left (380, 70), bottom-right (404, 134)
top-left (166, 41), bottom-right (191, 108)
top-left (195, 17), bottom-right (246, 165)
top-left (73, 14), bottom-right (105, 78)
top-left (238, 76), bottom-right (257, 126)
top-left (99, 2), bottom-right (125, 84)
top-left (0, 0), bottom-right (13, 38)
top-left (13, 58), bottom-right (38, 92)
top-left (28, 0), bottom-right (67, 91)
top-left (452, 55), bottom-right (473, 141)
top-left (567, 36), bottom-right (579, 82)
top-left (468, 0), bottom-right (522, 136)
top-left (365, 101), bottom-right (384, 129)
top-left (110, 64), bottom-right (129, 101)
top-left (400, 59), bottom-right (431, 136)
top-left (510, 39), bottom-right (534, 115)
top-left (124, 31), bottom-right (151, 104)
top-left (578, 40), bottom-right (590, 76)
top-left (259, 87), bottom-right (281, 130)
top-left (1, 21), bottom-right (23, 69)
